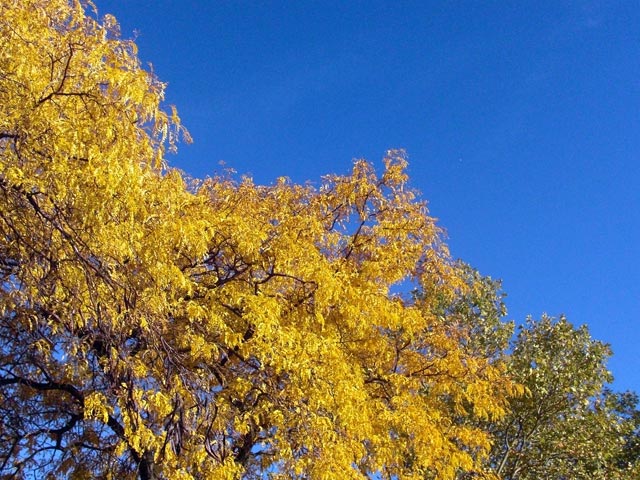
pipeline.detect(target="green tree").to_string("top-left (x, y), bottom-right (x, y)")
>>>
top-left (431, 263), bottom-right (513, 362)
top-left (607, 389), bottom-right (640, 477)
top-left (490, 315), bottom-right (639, 479)
top-left (427, 268), bottom-right (640, 480)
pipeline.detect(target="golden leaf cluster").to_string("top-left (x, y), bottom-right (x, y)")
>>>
top-left (0, 1), bottom-right (518, 478)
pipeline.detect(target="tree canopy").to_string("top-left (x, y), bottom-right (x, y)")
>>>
top-left (0, 1), bottom-right (637, 479)
top-left (433, 270), bottom-right (640, 480)
top-left (487, 315), bottom-right (640, 480)
top-left (0, 2), bottom-right (517, 478)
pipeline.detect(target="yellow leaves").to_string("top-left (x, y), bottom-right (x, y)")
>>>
top-left (2, 165), bottom-right (24, 186)
top-left (147, 391), bottom-right (173, 418)
top-left (0, 3), bottom-right (522, 478)
top-left (1, 0), bottom-right (187, 188)
top-left (84, 391), bottom-right (111, 423)
top-left (32, 337), bottom-right (52, 356)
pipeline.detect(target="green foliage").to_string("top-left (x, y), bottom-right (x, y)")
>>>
top-left (435, 262), bottom-right (513, 361)
top-left (489, 315), bottom-right (639, 479)
top-left (431, 269), bottom-right (640, 480)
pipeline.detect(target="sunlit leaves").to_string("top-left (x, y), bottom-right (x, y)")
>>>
top-left (0, 2), bottom-right (517, 479)
top-left (488, 316), bottom-right (639, 480)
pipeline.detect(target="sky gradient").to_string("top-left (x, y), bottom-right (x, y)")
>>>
top-left (98, 1), bottom-right (639, 392)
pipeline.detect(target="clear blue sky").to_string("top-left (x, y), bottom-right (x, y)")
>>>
top-left (98, 1), bottom-right (639, 393)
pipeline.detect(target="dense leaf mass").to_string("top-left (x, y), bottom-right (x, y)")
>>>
top-left (0, 2), bottom-right (637, 479)
top-left (0, 2), bottom-right (517, 478)
top-left (487, 316), bottom-right (640, 480)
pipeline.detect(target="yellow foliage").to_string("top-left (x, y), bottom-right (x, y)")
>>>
top-left (0, 1), bottom-right (518, 479)
top-left (84, 391), bottom-right (111, 423)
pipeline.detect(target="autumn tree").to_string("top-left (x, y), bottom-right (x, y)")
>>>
top-left (418, 265), bottom-right (514, 479)
top-left (0, 2), bottom-right (517, 479)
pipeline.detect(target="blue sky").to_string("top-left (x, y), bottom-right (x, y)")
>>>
top-left (98, 1), bottom-right (639, 392)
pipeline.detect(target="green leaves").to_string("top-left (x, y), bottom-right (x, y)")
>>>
top-left (490, 315), bottom-right (638, 480)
